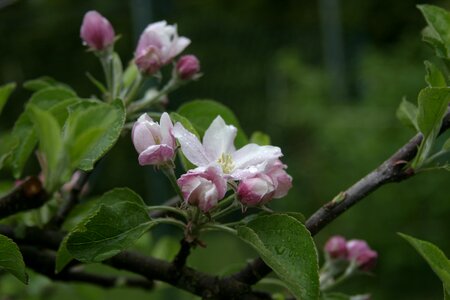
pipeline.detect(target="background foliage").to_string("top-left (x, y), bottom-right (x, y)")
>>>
top-left (0, 0), bottom-right (449, 299)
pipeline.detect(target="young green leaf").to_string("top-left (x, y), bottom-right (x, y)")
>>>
top-left (399, 233), bottom-right (450, 292)
top-left (418, 5), bottom-right (450, 58)
top-left (10, 87), bottom-right (77, 178)
top-left (424, 61), bottom-right (446, 87)
top-left (23, 76), bottom-right (73, 92)
top-left (55, 235), bottom-right (72, 273)
top-left (66, 202), bottom-right (153, 262)
top-left (237, 214), bottom-right (319, 300)
top-left (396, 98), bottom-right (419, 131)
top-left (250, 131), bottom-right (271, 146)
top-left (177, 99), bottom-right (248, 148)
top-left (0, 82), bottom-right (16, 116)
top-left (414, 87), bottom-right (450, 167)
top-left (112, 52), bottom-right (123, 99)
top-left (0, 234), bottom-right (28, 284)
top-left (63, 99), bottom-right (125, 171)
top-left (27, 105), bottom-right (64, 191)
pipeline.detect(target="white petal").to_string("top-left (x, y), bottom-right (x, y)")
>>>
top-left (203, 116), bottom-right (237, 161)
top-left (172, 122), bottom-right (211, 166)
top-left (232, 143), bottom-right (282, 173)
top-left (159, 112), bottom-right (175, 147)
top-left (132, 121), bottom-right (156, 153)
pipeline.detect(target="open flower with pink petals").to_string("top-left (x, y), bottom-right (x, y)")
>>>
top-left (132, 112), bottom-right (176, 166)
top-left (177, 165), bottom-right (227, 212)
top-left (173, 116), bottom-right (283, 180)
top-left (135, 21), bottom-right (190, 75)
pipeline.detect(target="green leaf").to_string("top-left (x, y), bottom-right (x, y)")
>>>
top-left (250, 131), bottom-right (271, 146)
top-left (399, 233), bottom-right (450, 292)
top-left (425, 61), bottom-right (447, 87)
top-left (28, 105), bottom-right (65, 191)
top-left (64, 188), bottom-right (152, 262)
top-left (237, 214), bottom-right (319, 300)
top-left (10, 87), bottom-right (77, 178)
top-left (320, 293), bottom-right (350, 300)
top-left (445, 284), bottom-right (450, 300)
top-left (123, 61), bottom-right (139, 89)
top-left (414, 87), bottom-right (450, 167)
top-left (170, 112), bottom-right (200, 138)
top-left (23, 76), bottom-right (73, 92)
top-left (442, 137), bottom-right (450, 151)
top-left (177, 99), bottom-right (248, 148)
top-left (55, 235), bottom-right (72, 273)
top-left (63, 99), bottom-right (125, 171)
top-left (418, 5), bottom-right (450, 58)
top-left (0, 133), bottom-right (18, 171)
top-left (396, 98), bottom-right (419, 131)
top-left (0, 234), bottom-right (28, 284)
top-left (112, 52), bottom-right (123, 99)
top-left (0, 82), bottom-right (16, 116)
top-left (86, 72), bottom-right (107, 94)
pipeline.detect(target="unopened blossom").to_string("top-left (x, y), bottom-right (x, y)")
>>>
top-left (132, 112), bottom-right (176, 166)
top-left (237, 160), bottom-right (292, 206)
top-left (324, 235), bottom-right (348, 259)
top-left (237, 173), bottom-right (275, 206)
top-left (172, 116), bottom-right (283, 180)
top-left (177, 165), bottom-right (227, 212)
top-left (176, 55), bottom-right (200, 80)
top-left (135, 21), bottom-right (190, 75)
top-left (80, 11), bottom-right (115, 51)
top-left (346, 239), bottom-right (378, 271)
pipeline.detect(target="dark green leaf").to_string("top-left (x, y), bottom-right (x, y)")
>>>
top-left (445, 285), bottom-right (450, 300)
top-left (63, 188), bottom-right (151, 263)
top-left (250, 131), bottom-right (271, 146)
top-left (0, 133), bottom-right (18, 171)
top-left (0, 234), bottom-right (28, 284)
top-left (177, 99), bottom-right (248, 148)
top-left (55, 236), bottom-right (72, 273)
top-left (320, 293), bottom-right (350, 300)
top-left (399, 233), bottom-right (450, 292)
top-left (396, 98), bottom-right (419, 131)
top-left (0, 82), bottom-right (16, 116)
top-left (63, 99), bottom-right (125, 171)
top-left (237, 214), bottom-right (319, 300)
top-left (424, 61), bottom-right (447, 87)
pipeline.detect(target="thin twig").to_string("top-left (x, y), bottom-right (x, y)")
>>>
top-left (48, 171), bottom-right (91, 228)
top-left (0, 176), bottom-right (48, 220)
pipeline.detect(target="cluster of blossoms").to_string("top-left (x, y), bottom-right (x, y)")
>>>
top-left (80, 10), bottom-right (200, 79)
top-left (132, 114), bottom-right (292, 212)
top-left (79, 10), bottom-right (289, 212)
top-left (324, 235), bottom-right (378, 271)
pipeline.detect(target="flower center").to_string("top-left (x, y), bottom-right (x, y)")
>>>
top-left (217, 153), bottom-right (234, 174)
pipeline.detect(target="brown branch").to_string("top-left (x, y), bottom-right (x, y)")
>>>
top-left (172, 238), bottom-right (192, 269)
top-left (230, 110), bottom-right (450, 285)
top-left (20, 245), bottom-right (154, 290)
top-left (0, 176), bottom-right (48, 219)
top-left (0, 225), bottom-right (271, 299)
top-left (48, 170), bottom-right (91, 229)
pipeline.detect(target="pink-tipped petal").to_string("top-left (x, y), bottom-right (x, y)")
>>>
top-left (159, 112), bottom-right (175, 148)
top-left (80, 11), bottom-right (115, 51)
top-left (138, 144), bottom-right (174, 166)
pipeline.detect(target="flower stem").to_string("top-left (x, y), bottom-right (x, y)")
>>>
top-left (161, 166), bottom-right (184, 203)
top-left (152, 218), bottom-right (186, 230)
top-left (146, 205), bottom-right (187, 220)
top-left (201, 224), bottom-right (237, 235)
top-left (99, 51), bottom-right (114, 102)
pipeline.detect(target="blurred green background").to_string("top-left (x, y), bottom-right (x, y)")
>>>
top-left (1, 0), bottom-right (450, 299)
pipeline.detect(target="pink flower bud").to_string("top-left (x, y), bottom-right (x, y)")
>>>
top-left (237, 174), bottom-right (275, 206)
top-left (176, 55), bottom-right (200, 80)
top-left (346, 239), bottom-right (378, 271)
top-left (265, 160), bottom-right (292, 198)
top-left (80, 11), bottom-right (115, 51)
top-left (135, 21), bottom-right (190, 75)
top-left (132, 112), bottom-right (176, 166)
top-left (324, 235), bottom-right (348, 259)
top-left (177, 165), bottom-right (227, 212)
